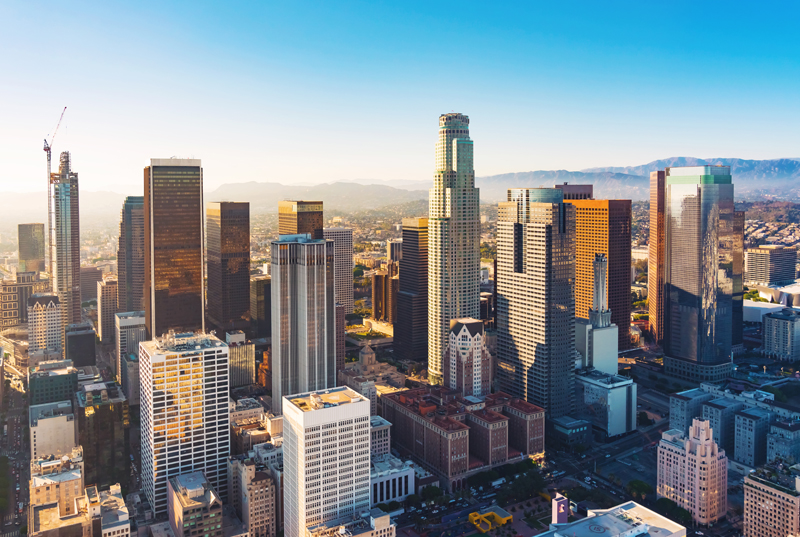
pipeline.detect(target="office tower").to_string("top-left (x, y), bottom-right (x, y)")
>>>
top-left (387, 239), bottom-right (403, 263)
top-left (283, 387), bottom-right (371, 537)
top-left (428, 113), bottom-right (480, 384)
top-left (662, 166), bottom-right (738, 382)
top-left (270, 234), bottom-right (335, 414)
top-left (734, 407), bottom-right (772, 467)
top-left (443, 318), bottom-right (492, 397)
top-left (250, 275), bottom-right (271, 338)
top-left (227, 331), bottom-right (256, 388)
top-left (98, 276), bottom-right (118, 344)
top-left (767, 421), bottom-right (800, 463)
top-left (564, 199), bottom-right (631, 350)
top-left (763, 308), bottom-right (800, 360)
top-left (29, 401), bottom-right (77, 459)
top-left (167, 472), bottom-right (223, 537)
top-left (65, 323), bottom-right (96, 367)
top-left (575, 369), bottom-right (637, 440)
top-left (115, 311), bottom-right (146, 382)
top-left (29, 360), bottom-right (78, 405)
top-left (121, 353), bottom-right (141, 406)
top-left (140, 332), bottom-right (230, 515)
top-left (144, 158), bottom-right (205, 338)
top-left (745, 245), bottom-right (797, 286)
top-left (228, 455), bottom-right (277, 537)
top-left (28, 294), bottom-right (62, 354)
top-left (553, 182), bottom-right (593, 200)
top-left (323, 228), bottom-right (354, 314)
top-left (117, 196), bottom-right (145, 312)
top-left (744, 461), bottom-right (800, 537)
top-left (372, 261), bottom-right (398, 323)
top-left (18, 223), bottom-right (46, 273)
top-left (648, 170), bottom-right (666, 344)
top-left (701, 398), bottom-right (744, 455)
top-left (335, 303), bottom-right (345, 374)
top-left (49, 152), bottom-right (81, 326)
top-left (0, 272), bottom-right (49, 328)
top-left (657, 418), bottom-right (727, 525)
top-left (207, 202), bottom-right (251, 332)
top-left (80, 266), bottom-right (103, 301)
top-left (733, 210), bottom-right (745, 353)
top-left (278, 200), bottom-right (323, 239)
top-left (75, 381), bottom-right (130, 489)
top-left (495, 188), bottom-right (575, 418)
top-left (575, 254), bottom-right (619, 375)
top-left (396, 218), bottom-right (427, 361)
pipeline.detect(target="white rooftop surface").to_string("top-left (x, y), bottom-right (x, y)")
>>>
top-left (32, 469), bottom-right (82, 487)
top-left (542, 502), bottom-right (685, 537)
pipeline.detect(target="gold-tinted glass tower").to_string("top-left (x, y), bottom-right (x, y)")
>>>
top-left (278, 200), bottom-right (323, 239)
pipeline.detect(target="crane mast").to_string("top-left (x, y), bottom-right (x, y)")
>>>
top-left (44, 107), bottom-right (66, 283)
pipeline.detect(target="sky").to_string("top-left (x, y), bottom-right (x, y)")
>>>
top-left (1, 1), bottom-right (799, 194)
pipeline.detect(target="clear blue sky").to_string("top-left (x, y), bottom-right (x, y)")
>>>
top-left (1, 0), bottom-right (798, 193)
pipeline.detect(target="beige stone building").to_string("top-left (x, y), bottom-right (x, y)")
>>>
top-left (744, 461), bottom-right (800, 537)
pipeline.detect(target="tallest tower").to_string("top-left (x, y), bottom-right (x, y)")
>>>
top-left (428, 113), bottom-right (480, 384)
top-left (49, 152), bottom-right (81, 326)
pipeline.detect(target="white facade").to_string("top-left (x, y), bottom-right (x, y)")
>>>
top-left (323, 228), bottom-right (354, 315)
top-left (97, 277), bottom-right (118, 344)
top-left (115, 311), bottom-right (146, 382)
top-left (139, 332), bottom-right (230, 516)
top-left (763, 309), bottom-right (800, 361)
top-left (370, 455), bottom-right (414, 507)
top-left (428, 113), bottom-right (481, 384)
top-left (283, 387), bottom-right (371, 537)
top-left (443, 319), bottom-right (492, 397)
top-left (29, 401), bottom-right (77, 459)
top-left (575, 370), bottom-right (637, 438)
top-left (28, 294), bottom-right (62, 354)
top-left (575, 321), bottom-right (619, 376)
top-left (657, 419), bottom-right (727, 525)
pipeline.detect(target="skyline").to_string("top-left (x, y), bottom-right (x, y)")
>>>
top-left (1, 1), bottom-right (799, 194)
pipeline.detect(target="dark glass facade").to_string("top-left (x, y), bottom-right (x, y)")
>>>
top-left (278, 200), bottom-right (324, 239)
top-left (18, 223), bottom-right (45, 273)
top-left (50, 152), bottom-right (82, 326)
top-left (732, 210), bottom-right (745, 348)
top-left (395, 218), bottom-right (428, 362)
top-left (29, 369), bottom-right (78, 406)
top-left (207, 202), bottom-right (251, 332)
top-left (76, 383), bottom-right (130, 489)
top-left (249, 275), bottom-right (271, 339)
top-left (65, 323), bottom-right (96, 367)
top-left (144, 161), bottom-right (204, 338)
top-left (117, 196), bottom-right (145, 313)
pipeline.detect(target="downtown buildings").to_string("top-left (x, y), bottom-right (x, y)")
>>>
top-left (744, 460), bottom-right (800, 537)
top-left (323, 227), bottom-right (354, 315)
top-left (207, 201), bottom-right (251, 332)
top-left (395, 217), bottom-right (428, 362)
top-left (278, 200), bottom-right (324, 239)
top-left (18, 223), bottom-right (46, 273)
top-left (745, 245), bottom-right (797, 286)
top-left (428, 113), bottom-right (481, 384)
top-left (49, 151), bottom-right (82, 327)
top-left (117, 196), bottom-right (145, 312)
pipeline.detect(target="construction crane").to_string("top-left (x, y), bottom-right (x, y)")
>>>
top-left (43, 106), bottom-right (66, 279)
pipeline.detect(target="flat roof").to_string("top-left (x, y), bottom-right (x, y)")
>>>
top-left (540, 501), bottom-right (684, 537)
top-left (288, 386), bottom-right (366, 412)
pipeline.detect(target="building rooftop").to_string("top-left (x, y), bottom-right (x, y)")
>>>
top-left (484, 392), bottom-right (545, 415)
top-left (746, 461), bottom-right (800, 496)
top-left (371, 454), bottom-right (415, 478)
top-left (30, 400), bottom-right (74, 427)
top-left (539, 501), bottom-right (684, 537)
top-left (704, 397), bottom-right (742, 411)
top-left (736, 407), bottom-right (773, 420)
top-left (32, 498), bottom-right (91, 535)
top-left (765, 309), bottom-right (800, 322)
top-left (274, 233), bottom-right (327, 244)
top-left (370, 415), bottom-right (391, 429)
top-left (141, 331), bottom-right (226, 353)
top-left (169, 472), bottom-right (220, 510)
top-left (772, 420), bottom-right (800, 432)
top-left (287, 386), bottom-right (367, 412)
top-left (75, 381), bottom-right (126, 408)
top-left (576, 368), bottom-right (635, 387)
top-left (115, 311), bottom-right (145, 320)
top-left (672, 388), bottom-right (709, 402)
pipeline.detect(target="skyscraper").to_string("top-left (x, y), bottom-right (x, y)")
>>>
top-left (495, 188), bottom-right (575, 418)
top-left (428, 113), bottom-right (480, 384)
top-left (28, 294), bottom-right (62, 355)
top-left (387, 239), bottom-right (403, 263)
top-left (140, 332), bottom-right (230, 515)
top-left (270, 234), bottom-right (335, 414)
top-left (648, 170), bottom-right (666, 344)
top-left (662, 166), bottom-right (738, 382)
top-left (278, 200), bottom-right (323, 239)
top-left (564, 199), bottom-right (631, 350)
top-left (250, 275), bottom-right (271, 338)
top-left (49, 152), bottom-right (81, 326)
top-left (97, 276), bottom-right (118, 344)
top-left (144, 159), bottom-right (204, 338)
top-left (323, 228), bottom-right (354, 314)
top-left (395, 217), bottom-right (428, 362)
top-left (372, 261), bottom-right (398, 323)
top-left (18, 223), bottom-right (46, 274)
top-left (117, 196), bottom-right (145, 313)
top-left (207, 202), bottom-right (251, 332)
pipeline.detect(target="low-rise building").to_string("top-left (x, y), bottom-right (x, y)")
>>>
top-left (85, 484), bottom-right (130, 537)
top-left (340, 345), bottom-right (405, 390)
top-left (29, 400), bottom-right (77, 460)
top-left (231, 398), bottom-right (265, 422)
top-left (29, 359), bottom-right (78, 406)
top-left (767, 421), bottom-right (800, 463)
top-left (538, 501), bottom-right (685, 537)
top-left (370, 416), bottom-right (391, 457)
top-left (228, 455), bottom-right (277, 537)
top-left (575, 369), bottom-right (637, 440)
top-left (547, 415), bottom-right (592, 451)
top-left (744, 460), bottom-right (800, 537)
top-left (231, 417), bottom-right (270, 455)
top-left (305, 509), bottom-right (395, 537)
top-left (735, 407), bottom-right (773, 467)
top-left (370, 455), bottom-right (414, 507)
top-left (167, 472), bottom-right (223, 537)
top-left (339, 376), bottom-right (377, 416)
top-left (669, 389), bottom-right (713, 435)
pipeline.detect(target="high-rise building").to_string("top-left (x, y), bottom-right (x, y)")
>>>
top-left (564, 199), bottom-right (631, 350)
top-left (335, 303), bottom-right (345, 374)
top-left (227, 330), bottom-right (256, 388)
top-left (575, 369), bottom-right (637, 440)
top-left (28, 294), bottom-right (62, 355)
top-left (75, 381), bottom-right (130, 489)
top-left (49, 152), bottom-right (81, 327)
top-left (18, 223), bottom-right (46, 274)
top-left (80, 266), bottom-right (103, 301)
top-left (270, 234), bottom-right (335, 414)
top-left (228, 454), bottom-right (277, 537)
top-left (387, 239), bottom-right (403, 263)
top-left (29, 360), bottom-right (78, 406)
top-left (395, 218), bottom-right (428, 362)
top-left (250, 275), bottom-right (271, 339)
top-left (98, 276), bottom-right (118, 344)
top-left (0, 272), bottom-right (50, 328)
top-left (29, 401), bottom-right (77, 459)
top-left (648, 170), bottom-right (666, 344)
top-left (117, 196), bottom-right (145, 313)
top-left (140, 332), bottom-right (230, 515)
top-left (323, 228), bottom-right (354, 314)
top-left (744, 461), bottom-right (800, 537)
top-left (278, 200), bottom-right (323, 239)
top-left (443, 318), bottom-right (492, 398)
top-left (283, 387), bottom-right (372, 537)
top-left (763, 308), bottom-right (800, 360)
top-left (662, 166), bottom-right (738, 382)
top-left (64, 323), bottom-right (95, 367)
top-left (144, 158), bottom-right (205, 338)
top-left (120, 353), bottom-right (140, 406)
top-left (745, 245), bottom-right (797, 286)
top-left (657, 418), bottom-right (728, 525)
top-left (372, 262), bottom-right (398, 323)
top-left (428, 113), bottom-right (480, 384)
top-left (207, 202), bottom-right (251, 332)
top-left (575, 254), bottom-right (619, 376)
top-left (495, 188), bottom-right (575, 418)
top-left (115, 311), bottom-right (146, 383)
top-left (553, 182), bottom-right (593, 200)
top-left (733, 210), bottom-right (745, 353)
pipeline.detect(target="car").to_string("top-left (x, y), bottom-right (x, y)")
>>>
top-left (605, 454), bottom-right (611, 458)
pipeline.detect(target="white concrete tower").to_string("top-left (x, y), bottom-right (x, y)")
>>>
top-left (428, 113), bottom-right (480, 384)
top-left (589, 254), bottom-right (612, 328)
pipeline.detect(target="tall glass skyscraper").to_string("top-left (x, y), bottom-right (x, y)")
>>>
top-left (49, 152), bottom-right (81, 327)
top-left (18, 223), bottom-right (46, 274)
top-left (117, 196), bottom-right (145, 313)
top-left (207, 202), bottom-right (251, 332)
top-left (144, 159), bottom-right (205, 338)
top-left (662, 166), bottom-right (738, 382)
top-left (395, 217), bottom-right (428, 362)
top-left (428, 113), bottom-right (480, 384)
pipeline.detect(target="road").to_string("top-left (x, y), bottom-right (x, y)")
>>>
top-left (2, 370), bottom-right (29, 535)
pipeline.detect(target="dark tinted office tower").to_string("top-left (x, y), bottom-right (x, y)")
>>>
top-left (663, 166), bottom-right (737, 382)
top-left (117, 196), bottom-right (145, 312)
top-left (49, 152), bottom-right (81, 326)
top-left (18, 223), bottom-right (46, 273)
top-left (554, 182), bottom-right (593, 200)
top-left (648, 171), bottom-right (666, 344)
top-left (80, 267), bottom-right (103, 301)
top-left (250, 275), bottom-right (271, 338)
top-left (395, 217), bottom-right (428, 362)
top-left (207, 202), bottom-right (251, 332)
top-left (732, 210), bottom-right (745, 350)
top-left (65, 323), bottom-right (96, 367)
top-left (144, 159), bottom-right (205, 338)
top-left (278, 200), bottom-right (323, 239)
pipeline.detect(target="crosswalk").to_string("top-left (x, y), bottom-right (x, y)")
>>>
top-left (3, 530), bottom-right (20, 537)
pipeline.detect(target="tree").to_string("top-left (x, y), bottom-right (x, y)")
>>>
top-left (405, 494), bottom-right (421, 507)
top-left (421, 486), bottom-right (442, 502)
top-left (626, 480), bottom-right (654, 500)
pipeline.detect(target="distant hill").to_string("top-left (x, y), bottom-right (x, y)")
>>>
top-left (475, 171), bottom-right (649, 202)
